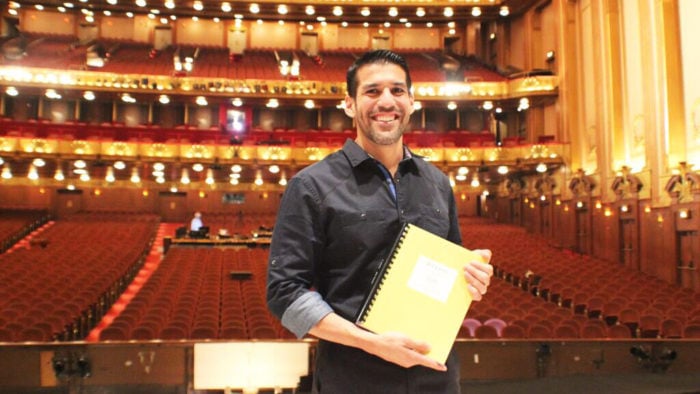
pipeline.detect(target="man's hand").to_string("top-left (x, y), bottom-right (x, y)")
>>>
top-left (464, 249), bottom-right (493, 301)
top-left (309, 313), bottom-right (447, 371)
top-left (365, 331), bottom-right (447, 371)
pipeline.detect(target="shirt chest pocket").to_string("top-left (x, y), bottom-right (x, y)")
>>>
top-left (412, 204), bottom-right (450, 239)
top-left (335, 209), bottom-right (398, 252)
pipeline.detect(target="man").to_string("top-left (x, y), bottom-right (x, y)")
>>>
top-left (267, 50), bottom-right (493, 393)
top-left (190, 212), bottom-right (203, 232)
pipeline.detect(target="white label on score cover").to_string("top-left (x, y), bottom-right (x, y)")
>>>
top-left (407, 255), bottom-right (457, 303)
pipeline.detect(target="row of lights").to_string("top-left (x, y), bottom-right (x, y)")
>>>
top-left (0, 158), bottom-right (289, 186)
top-left (5, 87), bottom-right (529, 112)
top-left (9, 1), bottom-right (509, 18)
top-left (8, 2), bottom-right (509, 28)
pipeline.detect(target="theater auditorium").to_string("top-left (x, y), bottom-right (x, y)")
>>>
top-left (0, 0), bottom-right (699, 393)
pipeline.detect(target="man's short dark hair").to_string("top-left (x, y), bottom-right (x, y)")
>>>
top-left (346, 50), bottom-right (412, 99)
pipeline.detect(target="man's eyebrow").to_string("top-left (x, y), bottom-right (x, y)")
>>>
top-left (360, 82), bottom-right (408, 90)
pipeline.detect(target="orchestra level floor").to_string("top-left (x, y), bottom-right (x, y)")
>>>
top-left (463, 373), bottom-right (700, 394)
top-left (1, 372), bottom-right (699, 393)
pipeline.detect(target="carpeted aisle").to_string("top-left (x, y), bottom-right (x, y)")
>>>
top-left (86, 222), bottom-right (183, 342)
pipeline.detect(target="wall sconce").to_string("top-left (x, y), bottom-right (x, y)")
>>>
top-left (595, 201), bottom-right (602, 209)
top-left (576, 201), bottom-right (586, 210)
top-left (620, 204), bottom-right (629, 213)
top-left (678, 209), bottom-right (691, 220)
top-left (546, 50), bottom-right (555, 63)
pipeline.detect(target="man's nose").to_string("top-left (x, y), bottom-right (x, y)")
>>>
top-left (377, 88), bottom-right (395, 106)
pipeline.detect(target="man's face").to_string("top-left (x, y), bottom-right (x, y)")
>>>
top-left (344, 62), bottom-right (414, 146)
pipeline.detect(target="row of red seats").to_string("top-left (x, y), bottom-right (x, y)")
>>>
top-left (99, 247), bottom-right (291, 341)
top-left (458, 218), bottom-right (700, 339)
top-left (0, 214), bottom-right (159, 342)
top-left (0, 209), bottom-right (51, 253)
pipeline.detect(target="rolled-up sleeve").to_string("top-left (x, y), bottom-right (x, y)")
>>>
top-left (281, 291), bottom-right (333, 338)
top-left (267, 175), bottom-right (327, 337)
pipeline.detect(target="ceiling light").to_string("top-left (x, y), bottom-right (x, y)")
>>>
top-left (158, 95), bottom-right (170, 104)
top-left (304, 99), bottom-right (315, 109)
top-left (180, 169), bottom-right (190, 184)
top-left (1, 166), bottom-right (12, 179)
top-left (192, 163), bottom-right (204, 172)
top-left (447, 101), bottom-right (457, 111)
top-left (499, 6), bottom-right (510, 17)
top-left (107, 166), bottom-right (117, 182)
top-left (231, 164), bottom-right (242, 173)
top-left (332, 6), bottom-right (342, 16)
top-left (388, 7), bottom-right (398, 17)
top-left (483, 101), bottom-right (493, 110)
top-left (444, 7), bottom-right (454, 17)
top-left (54, 168), bottom-right (65, 181)
top-left (232, 98), bottom-right (243, 107)
top-left (416, 7), bottom-right (425, 17)
top-left (5, 87), bottom-right (18, 96)
top-left (269, 165), bottom-right (280, 174)
top-left (221, 2), bottom-right (231, 12)
top-left (266, 99), bottom-right (279, 108)
top-left (134, 0), bottom-right (146, 7)
top-left (27, 165), bottom-right (39, 180)
top-left (305, 5), bottom-right (314, 15)
top-left (249, 3), bottom-right (259, 13)
top-left (114, 160), bottom-right (126, 170)
top-left (536, 163), bottom-right (548, 173)
top-left (164, 0), bottom-right (174, 9)
top-left (130, 167), bottom-right (141, 183)
top-left (361, 7), bottom-right (370, 17)
top-left (195, 96), bottom-right (208, 106)
top-left (193, 1), bottom-right (203, 11)
top-left (277, 4), bottom-right (288, 15)
top-left (470, 176), bottom-right (480, 188)
top-left (472, 7), bottom-right (481, 17)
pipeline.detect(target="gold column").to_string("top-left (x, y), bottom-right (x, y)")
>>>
top-left (603, 0), bottom-right (625, 174)
top-left (556, 0), bottom-right (583, 169)
top-left (660, 0), bottom-right (685, 168)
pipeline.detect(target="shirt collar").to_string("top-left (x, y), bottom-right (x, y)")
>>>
top-left (342, 139), bottom-right (415, 169)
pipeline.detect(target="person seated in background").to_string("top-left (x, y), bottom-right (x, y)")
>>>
top-left (190, 212), bottom-right (203, 232)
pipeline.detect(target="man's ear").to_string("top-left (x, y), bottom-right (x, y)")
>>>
top-left (343, 96), bottom-right (355, 118)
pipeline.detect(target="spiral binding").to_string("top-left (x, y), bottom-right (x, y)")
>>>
top-left (358, 223), bottom-right (410, 323)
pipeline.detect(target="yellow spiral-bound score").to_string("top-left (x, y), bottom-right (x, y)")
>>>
top-left (356, 222), bottom-right (487, 364)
